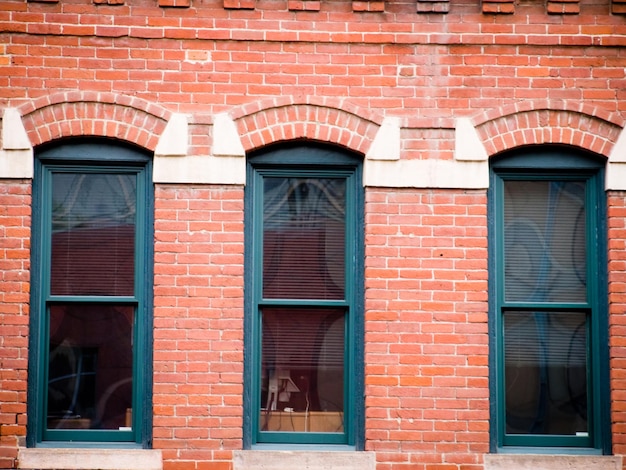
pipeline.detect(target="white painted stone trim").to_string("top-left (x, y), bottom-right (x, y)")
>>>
top-left (606, 125), bottom-right (626, 190)
top-left (153, 153), bottom-right (246, 185)
top-left (233, 450), bottom-right (376, 470)
top-left (154, 113), bottom-right (188, 157)
top-left (366, 116), bottom-right (401, 161)
top-left (455, 117), bottom-right (489, 162)
top-left (153, 113), bottom-right (246, 185)
top-left (213, 113), bottom-right (246, 158)
top-left (18, 448), bottom-right (162, 470)
top-left (0, 108), bottom-right (33, 179)
top-left (364, 158), bottom-right (488, 189)
top-left (484, 454), bottom-right (622, 470)
top-left (363, 117), bottom-right (488, 189)
top-left (2, 108), bottom-right (31, 150)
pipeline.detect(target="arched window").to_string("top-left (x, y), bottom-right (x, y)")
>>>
top-left (244, 143), bottom-right (364, 448)
top-left (28, 140), bottom-right (153, 447)
top-left (489, 146), bottom-right (610, 453)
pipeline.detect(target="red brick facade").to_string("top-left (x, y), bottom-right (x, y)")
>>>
top-left (1, 0), bottom-right (626, 469)
top-left (0, 182), bottom-right (30, 469)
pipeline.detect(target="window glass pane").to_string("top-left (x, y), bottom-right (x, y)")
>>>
top-left (503, 181), bottom-right (586, 303)
top-left (504, 311), bottom-right (588, 436)
top-left (47, 304), bottom-right (134, 431)
top-left (50, 173), bottom-right (136, 296)
top-left (263, 178), bottom-right (345, 300)
top-left (260, 308), bottom-right (345, 433)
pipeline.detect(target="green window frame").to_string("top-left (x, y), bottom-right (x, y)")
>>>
top-left (488, 147), bottom-right (610, 453)
top-left (27, 140), bottom-right (153, 447)
top-left (243, 143), bottom-right (364, 448)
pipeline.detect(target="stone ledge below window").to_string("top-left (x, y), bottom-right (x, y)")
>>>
top-left (18, 448), bottom-right (162, 470)
top-left (233, 450), bottom-right (376, 470)
top-left (484, 454), bottom-right (622, 470)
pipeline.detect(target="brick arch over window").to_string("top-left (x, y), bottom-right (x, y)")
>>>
top-left (229, 97), bottom-right (382, 154)
top-left (473, 100), bottom-right (625, 158)
top-left (17, 92), bottom-right (171, 150)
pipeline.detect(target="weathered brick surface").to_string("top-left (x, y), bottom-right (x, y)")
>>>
top-left (0, 182), bottom-right (31, 470)
top-left (365, 189), bottom-right (489, 468)
top-left (1, 0), bottom-right (625, 469)
top-left (609, 194), bottom-right (626, 459)
top-left (153, 186), bottom-right (244, 469)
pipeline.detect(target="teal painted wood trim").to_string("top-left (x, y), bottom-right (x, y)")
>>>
top-left (28, 141), bottom-right (153, 447)
top-left (488, 146), bottom-right (610, 454)
top-left (243, 142), bottom-right (364, 449)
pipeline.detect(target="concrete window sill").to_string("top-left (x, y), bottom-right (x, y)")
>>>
top-left (233, 450), bottom-right (376, 470)
top-left (484, 454), bottom-right (622, 470)
top-left (18, 448), bottom-right (162, 470)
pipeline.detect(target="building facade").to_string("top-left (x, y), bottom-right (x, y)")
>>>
top-left (1, 0), bottom-right (626, 469)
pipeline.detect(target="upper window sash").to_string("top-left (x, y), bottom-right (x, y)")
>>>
top-left (493, 173), bottom-right (597, 310)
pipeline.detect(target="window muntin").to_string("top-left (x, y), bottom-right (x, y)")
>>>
top-left (30, 142), bottom-right (151, 446)
top-left (245, 145), bottom-right (363, 448)
top-left (490, 150), bottom-right (608, 452)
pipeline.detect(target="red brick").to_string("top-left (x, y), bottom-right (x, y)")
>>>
top-left (158, 0), bottom-right (191, 6)
top-left (223, 0), bottom-right (255, 9)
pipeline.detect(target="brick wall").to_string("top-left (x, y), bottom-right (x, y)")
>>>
top-left (365, 189), bottom-right (489, 469)
top-left (609, 194), bottom-right (626, 459)
top-left (153, 185), bottom-right (244, 470)
top-left (1, 0), bottom-right (626, 469)
top-left (0, 182), bottom-right (31, 469)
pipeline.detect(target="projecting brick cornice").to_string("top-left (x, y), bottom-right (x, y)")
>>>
top-left (417, 0), bottom-right (450, 13)
top-left (17, 92), bottom-right (171, 150)
top-left (471, 100), bottom-right (624, 158)
top-left (229, 97), bottom-right (383, 156)
top-left (288, 0), bottom-right (321, 11)
top-left (481, 0), bottom-right (515, 14)
top-left (25, 0), bottom-right (618, 13)
top-left (613, 0), bottom-right (626, 13)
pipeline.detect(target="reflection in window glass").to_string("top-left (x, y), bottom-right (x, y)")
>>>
top-left (263, 177), bottom-right (345, 300)
top-left (503, 181), bottom-right (586, 303)
top-left (47, 304), bottom-right (134, 431)
top-left (504, 311), bottom-right (587, 436)
top-left (260, 308), bottom-right (345, 433)
top-left (50, 173), bottom-right (136, 297)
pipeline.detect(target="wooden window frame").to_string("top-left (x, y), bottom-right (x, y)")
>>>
top-left (27, 140), bottom-right (153, 447)
top-left (243, 143), bottom-right (365, 449)
top-left (488, 146), bottom-right (610, 454)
